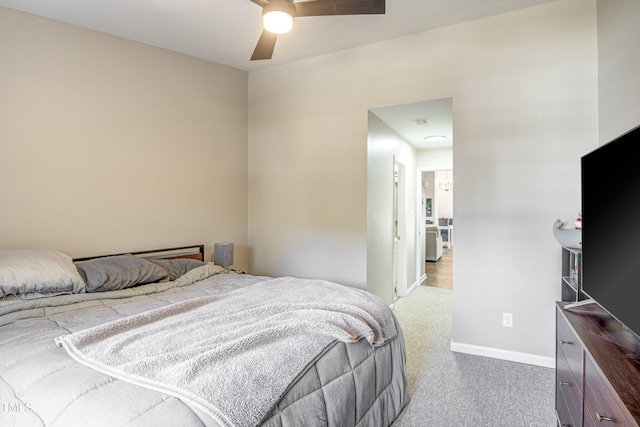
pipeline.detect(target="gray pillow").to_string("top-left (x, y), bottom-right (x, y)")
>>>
top-left (75, 254), bottom-right (169, 292)
top-left (148, 258), bottom-right (205, 281)
top-left (0, 249), bottom-right (85, 299)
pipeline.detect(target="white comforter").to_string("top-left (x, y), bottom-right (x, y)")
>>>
top-left (0, 266), bottom-right (409, 427)
top-left (55, 277), bottom-right (397, 427)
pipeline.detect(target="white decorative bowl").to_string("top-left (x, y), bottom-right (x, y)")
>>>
top-left (553, 219), bottom-right (582, 249)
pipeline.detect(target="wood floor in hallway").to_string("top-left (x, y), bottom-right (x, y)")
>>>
top-left (423, 247), bottom-right (453, 289)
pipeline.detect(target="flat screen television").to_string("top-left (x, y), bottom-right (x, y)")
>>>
top-left (581, 124), bottom-right (640, 339)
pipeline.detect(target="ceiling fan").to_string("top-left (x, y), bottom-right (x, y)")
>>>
top-left (249, 0), bottom-right (385, 60)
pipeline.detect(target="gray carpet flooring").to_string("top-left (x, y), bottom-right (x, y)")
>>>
top-left (390, 286), bottom-right (556, 427)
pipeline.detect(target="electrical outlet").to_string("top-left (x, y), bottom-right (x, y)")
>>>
top-left (502, 313), bottom-right (513, 328)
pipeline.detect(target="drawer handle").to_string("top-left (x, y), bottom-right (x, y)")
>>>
top-left (560, 339), bottom-right (573, 345)
top-left (596, 412), bottom-right (615, 422)
top-left (560, 381), bottom-right (572, 386)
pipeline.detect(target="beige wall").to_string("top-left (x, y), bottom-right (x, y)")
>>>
top-left (597, 0), bottom-right (640, 142)
top-left (249, 0), bottom-right (598, 362)
top-left (0, 8), bottom-right (249, 268)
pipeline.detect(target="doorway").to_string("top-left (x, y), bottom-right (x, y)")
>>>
top-left (418, 167), bottom-right (454, 290)
top-left (366, 97), bottom-right (453, 305)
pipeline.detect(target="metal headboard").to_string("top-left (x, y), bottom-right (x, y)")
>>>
top-left (73, 244), bottom-right (205, 262)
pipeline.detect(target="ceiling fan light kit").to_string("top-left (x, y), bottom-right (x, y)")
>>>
top-left (262, 0), bottom-right (294, 34)
top-left (263, 10), bottom-right (293, 34)
top-left (250, 0), bottom-right (386, 60)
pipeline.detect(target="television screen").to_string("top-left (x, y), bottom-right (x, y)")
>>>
top-left (581, 124), bottom-right (640, 339)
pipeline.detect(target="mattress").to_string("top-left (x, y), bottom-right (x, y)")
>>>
top-left (0, 264), bottom-right (409, 427)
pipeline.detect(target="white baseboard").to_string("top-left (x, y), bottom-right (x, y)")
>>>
top-left (402, 275), bottom-right (425, 297)
top-left (450, 340), bottom-right (555, 368)
top-left (405, 280), bottom-right (420, 296)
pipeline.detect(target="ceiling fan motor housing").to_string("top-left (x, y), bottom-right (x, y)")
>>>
top-left (263, 0), bottom-right (296, 17)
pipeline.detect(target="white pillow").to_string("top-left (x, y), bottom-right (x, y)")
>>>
top-left (0, 249), bottom-right (85, 299)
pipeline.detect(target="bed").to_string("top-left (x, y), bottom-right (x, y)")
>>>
top-left (0, 245), bottom-right (409, 427)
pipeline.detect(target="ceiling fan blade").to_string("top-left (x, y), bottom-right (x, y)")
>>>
top-left (251, 30), bottom-right (278, 60)
top-left (293, 0), bottom-right (384, 17)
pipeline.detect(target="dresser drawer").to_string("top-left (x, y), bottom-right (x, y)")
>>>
top-left (556, 392), bottom-right (576, 427)
top-left (584, 354), bottom-right (637, 426)
top-left (556, 346), bottom-right (582, 427)
top-left (583, 408), bottom-right (598, 427)
top-left (557, 308), bottom-right (583, 393)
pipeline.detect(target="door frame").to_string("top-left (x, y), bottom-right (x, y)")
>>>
top-left (393, 158), bottom-right (407, 301)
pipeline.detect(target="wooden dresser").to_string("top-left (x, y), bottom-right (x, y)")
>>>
top-left (556, 302), bottom-right (640, 427)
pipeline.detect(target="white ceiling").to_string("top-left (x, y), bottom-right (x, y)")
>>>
top-left (0, 0), bottom-right (555, 72)
top-left (0, 0), bottom-right (554, 148)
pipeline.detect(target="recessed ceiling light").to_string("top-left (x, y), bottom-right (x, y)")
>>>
top-left (424, 135), bottom-right (446, 143)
